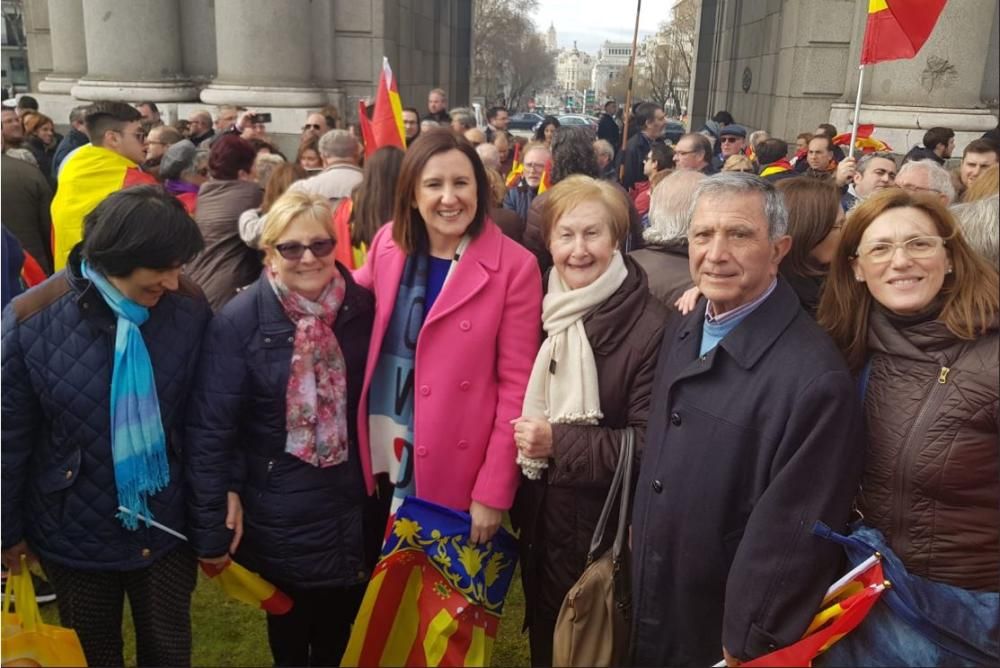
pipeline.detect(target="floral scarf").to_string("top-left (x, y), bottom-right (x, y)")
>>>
top-left (267, 267), bottom-right (349, 467)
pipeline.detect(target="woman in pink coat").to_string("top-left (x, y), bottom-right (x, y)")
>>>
top-left (354, 129), bottom-right (541, 543)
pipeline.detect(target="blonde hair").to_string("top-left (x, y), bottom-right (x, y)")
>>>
top-left (722, 154), bottom-right (754, 172)
top-left (259, 191), bottom-right (335, 256)
top-left (541, 175), bottom-right (630, 247)
top-left (964, 164), bottom-right (999, 203)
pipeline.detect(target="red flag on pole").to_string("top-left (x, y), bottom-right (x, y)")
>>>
top-left (861, 0), bottom-right (947, 65)
top-left (358, 100), bottom-right (379, 158)
top-left (371, 56), bottom-right (406, 152)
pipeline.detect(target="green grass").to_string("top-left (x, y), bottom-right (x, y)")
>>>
top-left (39, 567), bottom-right (531, 667)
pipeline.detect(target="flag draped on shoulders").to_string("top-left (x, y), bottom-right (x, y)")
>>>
top-left (861, 0), bottom-right (947, 65)
top-left (341, 497), bottom-right (519, 667)
top-left (51, 144), bottom-right (155, 270)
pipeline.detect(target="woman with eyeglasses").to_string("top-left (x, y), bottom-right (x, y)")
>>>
top-left (186, 190), bottom-right (375, 667)
top-left (815, 189), bottom-right (999, 667)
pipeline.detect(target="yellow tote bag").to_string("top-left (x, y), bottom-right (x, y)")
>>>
top-left (1, 561), bottom-right (87, 667)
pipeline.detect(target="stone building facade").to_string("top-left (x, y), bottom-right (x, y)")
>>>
top-left (591, 41), bottom-right (632, 99)
top-left (555, 43), bottom-right (593, 93)
top-left (688, 0), bottom-right (998, 152)
top-left (21, 0), bottom-right (472, 150)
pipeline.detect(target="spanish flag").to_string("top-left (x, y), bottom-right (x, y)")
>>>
top-left (50, 145), bottom-right (156, 270)
top-left (536, 160), bottom-right (553, 195)
top-left (199, 559), bottom-right (293, 616)
top-left (371, 56), bottom-right (406, 153)
top-left (833, 124), bottom-right (893, 154)
top-left (861, 0), bottom-right (947, 65)
top-left (505, 143), bottom-right (523, 188)
top-left (342, 497), bottom-right (519, 667)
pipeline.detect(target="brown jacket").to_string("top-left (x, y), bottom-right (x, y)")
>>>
top-left (185, 179), bottom-right (263, 311)
top-left (512, 256), bottom-right (669, 632)
top-left (630, 240), bottom-right (692, 314)
top-left (860, 308), bottom-right (999, 591)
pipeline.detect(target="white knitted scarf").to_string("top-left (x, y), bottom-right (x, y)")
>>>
top-left (518, 251), bottom-right (629, 479)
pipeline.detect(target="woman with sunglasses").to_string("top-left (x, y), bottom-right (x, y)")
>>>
top-left (815, 189), bottom-right (999, 666)
top-left (354, 129), bottom-right (542, 543)
top-left (186, 190), bottom-right (375, 666)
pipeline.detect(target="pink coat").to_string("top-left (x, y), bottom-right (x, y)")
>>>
top-left (354, 221), bottom-right (542, 511)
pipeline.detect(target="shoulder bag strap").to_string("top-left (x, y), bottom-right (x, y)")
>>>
top-left (611, 428), bottom-right (635, 563)
top-left (586, 428), bottom-right (630, 562)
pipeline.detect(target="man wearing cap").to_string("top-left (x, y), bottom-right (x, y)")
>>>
top-left (712, 125), bottom-right (747, 171)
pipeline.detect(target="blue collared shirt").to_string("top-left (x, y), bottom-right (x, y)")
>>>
top-left (700, 278), bottom-right (778, 356)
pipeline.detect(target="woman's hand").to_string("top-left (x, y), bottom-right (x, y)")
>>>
top-left (225, 491), bottom-right (244, 554)
top-left (1, 541), bottom-right (37, 574)
top-left (512, 416), bottom-right (554, 459)
top-left (469, 500), bottom-right (502, 545)
top-left (675, 286), bottom-right (702, 315)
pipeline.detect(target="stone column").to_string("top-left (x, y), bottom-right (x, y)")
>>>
top-left (38, 0), bottom-right (86, 93)
top-left (71, 0), bottom-right (197, 101)
top-left (200, 0), bottom-right (325, 107)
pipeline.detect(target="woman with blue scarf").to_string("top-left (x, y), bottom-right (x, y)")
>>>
top-left (1, 186), bottom-right (211, 667)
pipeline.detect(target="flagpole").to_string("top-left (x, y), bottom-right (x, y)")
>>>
top-left (618, 0), bottom-right (642, 181)
top-left (847, 64), bottom-right (865, 160)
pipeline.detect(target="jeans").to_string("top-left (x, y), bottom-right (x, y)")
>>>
top-left (816, 524), bottom-right (999, 667)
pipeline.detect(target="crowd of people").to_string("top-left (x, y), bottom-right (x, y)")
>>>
top-left (1, 87), bottom-right (998, 668)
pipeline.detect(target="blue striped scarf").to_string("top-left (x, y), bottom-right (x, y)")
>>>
top-left (81, 261), bottom-right (169, 530)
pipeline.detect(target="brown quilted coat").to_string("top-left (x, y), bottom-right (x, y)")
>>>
top-left (859, 308), bottom-right (999, 591)
top-left (511, 257), bottom-right (669, 650)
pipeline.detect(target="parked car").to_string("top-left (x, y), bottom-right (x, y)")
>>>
top-left (557, 115), bottom-right (598, 135)
top-left (507, 112), bottom-right (546, 131)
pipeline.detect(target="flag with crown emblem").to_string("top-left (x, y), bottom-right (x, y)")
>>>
top-left (341, 497), bottom-right (518, 667)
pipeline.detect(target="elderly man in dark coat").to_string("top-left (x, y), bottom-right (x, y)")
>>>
top-left (630, 173), bottom-right (865, 667)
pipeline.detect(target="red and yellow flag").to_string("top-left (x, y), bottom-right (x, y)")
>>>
top-left (199, 559), bottom-right (293, 616)
top-left (342, 497), bottom-right (519, 667)
top-left (536, 159), bottom-right (553, 194)
top-left (861, 0), bottom-right (947, 65)
top-left (505, 143), bottom-right (523, 188)
top-left (743, 556), bottom-right (887, 667)
top-left (50, 144), bottom-right (156, 270)
top-left (370, 56), bottom-right (406, 155)
top-left (833, 124), bottom-right (893, 154)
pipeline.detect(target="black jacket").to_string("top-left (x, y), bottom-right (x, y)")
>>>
top-left (1, 247), bottom-right (212, 570)
top-left (597, 113), bottom-right (621, 151)
top-left (621, 132), bottom-right (653, 191)
top-left (51, 128), bottom-right (88, 180)
top-left (185, 268), bottom-right (376, 588)
top-left (630, 278), bottom-right (865, 665)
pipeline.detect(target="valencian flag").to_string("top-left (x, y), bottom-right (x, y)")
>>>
top-left (861, 0), bottom-right (947, 65)
top-left (833, 124), bottom-right (893, 154)
top-left (199, 559), bottom-right (293, 615)
top-left (372, 56), bottom-right (407, 153)
top-left (342, 497), bottom-right (519, 667)
top-left (51, 145), bottom-right (156, 270)
top-left (505, 143), bottom-right (523, 188)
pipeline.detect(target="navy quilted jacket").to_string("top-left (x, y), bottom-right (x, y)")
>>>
top-left (1, 248), bottom-right (212, 570)
top-left (185, 268), bottom-right (374, 589)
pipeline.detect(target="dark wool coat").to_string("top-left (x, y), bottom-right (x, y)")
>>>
top-left (512, 257), bottom-right (668, 632)
top-left (630, 278), bottom-right (866, 666)
top-left (185, 268), bottom-right (376, 589)
top-left (1, 247), bottom-right (212, 570)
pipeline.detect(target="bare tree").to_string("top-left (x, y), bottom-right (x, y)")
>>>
top-left (473, 0), bottom-right (555, 110)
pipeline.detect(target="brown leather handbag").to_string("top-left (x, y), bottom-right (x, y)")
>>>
top-left (552, 428), bottom-right (634, 667)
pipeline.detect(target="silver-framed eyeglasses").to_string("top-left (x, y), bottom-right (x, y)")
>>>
top-left (854, 235), bottom-right (945, 263)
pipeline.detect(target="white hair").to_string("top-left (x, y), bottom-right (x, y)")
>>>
top-left (476, 143), bottom-right (501, 172)
top-left (897, 159), bottom-right (956, 203)
top-left (689, 172), bottom-right (788, 239)
top-left (318, 129), bottom-right (359, 160)
top-left (645, 170), bottom-right (706, 244)
top-left (951, 195), bottom-right (999, 267)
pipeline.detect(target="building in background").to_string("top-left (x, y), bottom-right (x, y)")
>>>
top-left (687, 0), bottom-right (998, 151)
top-left (18, 0), bottom-right (472, 152)
top-left (1, 0), bottom-right (28, 92)
top-left (591, 41), bottom-right (632, 100)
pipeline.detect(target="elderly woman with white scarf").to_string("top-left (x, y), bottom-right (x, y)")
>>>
top-left (510, 175), bottom-right (669, 667)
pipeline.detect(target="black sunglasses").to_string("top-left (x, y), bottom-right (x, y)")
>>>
top-left (274, 239), bottom-right (336, 260)
top-left (302, 123), bottom-right (322, 131)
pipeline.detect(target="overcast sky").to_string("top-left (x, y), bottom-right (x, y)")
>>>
top-left (532, 0), bottom-right (673, 54)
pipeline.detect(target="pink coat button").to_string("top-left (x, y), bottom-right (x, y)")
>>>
top-left (459, 320), bottom-right (471, 331)
top-left (459, 381), bottom-right (471, 391)
top-left (420, 385), bottom-right (430, 396)
top-left (458, 440), bottom-right (469, 450)
top-left (416, 446), bottom-right (428, 456)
